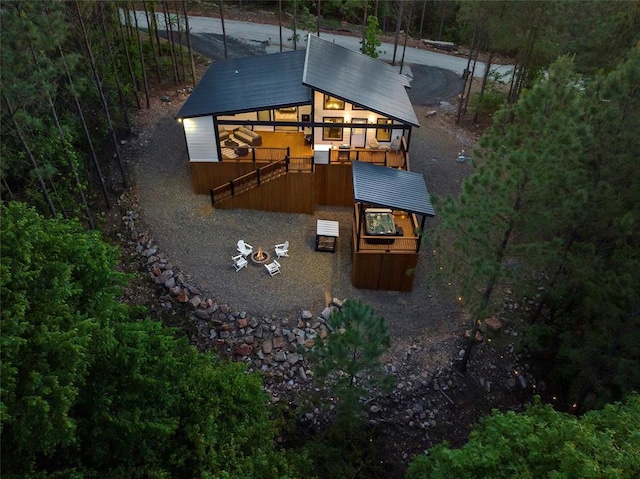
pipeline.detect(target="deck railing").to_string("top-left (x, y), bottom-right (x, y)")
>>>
top-left (328, 138), bottom-right (408, 169)
top-left (329, 148), bottom-right (388, 165)
top-left (210, 156), bottom-right (313, 205)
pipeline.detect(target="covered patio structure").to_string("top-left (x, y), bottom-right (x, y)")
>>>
top-left (350, 160), bottom-right (436, 291)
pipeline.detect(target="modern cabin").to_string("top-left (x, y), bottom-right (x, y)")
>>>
top-left (176, 34), bottom-right (435, 291)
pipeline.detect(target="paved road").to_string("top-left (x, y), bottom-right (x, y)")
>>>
top-left (129, 10), bottom-right (512, 79)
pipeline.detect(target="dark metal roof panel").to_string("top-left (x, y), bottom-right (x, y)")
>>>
top-left (177, 50), bottom-right (310, 118)
top-left (303, 35), bottom-right (419, 127)
top-left (352, 161), bottom-right (435, 216)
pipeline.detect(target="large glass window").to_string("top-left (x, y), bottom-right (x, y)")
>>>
top-left (323, 117), bottom-right (343, 141)
top-left (324, 95), bottom-right (345, 110)
top-left (376, 118), bottom-right (392, 141)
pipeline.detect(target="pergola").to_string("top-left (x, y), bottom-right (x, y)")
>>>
top-left (352, 160), bottom-right (435, 253)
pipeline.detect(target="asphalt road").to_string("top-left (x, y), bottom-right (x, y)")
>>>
top-left (131, 10), bottom-right (512, 79)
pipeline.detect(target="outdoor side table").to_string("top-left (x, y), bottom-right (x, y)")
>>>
top-left (316, 219), bottom-right (339, 253)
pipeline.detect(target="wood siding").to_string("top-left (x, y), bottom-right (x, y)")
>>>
top-left (314, 163), bottom-right (354, 206)
top-left (214, 173), bottom-right (314, 214)
top-left (351, 244), bottom-right (419, 292)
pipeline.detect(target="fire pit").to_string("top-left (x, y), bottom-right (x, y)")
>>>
top-left (250, 247), bottom-right (271, 265)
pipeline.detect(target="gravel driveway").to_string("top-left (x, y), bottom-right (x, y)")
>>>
top-left (132, 52), bottom-right (476, 340)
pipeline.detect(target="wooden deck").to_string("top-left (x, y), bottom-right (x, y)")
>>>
top-left (221, 131), bottom-right (405, 168)
top-left (353, 203), bottom-right (420, 253)
top-left (221, 131), bottom-right (313, 160)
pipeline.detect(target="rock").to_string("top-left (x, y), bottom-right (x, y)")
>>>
top-left (156, 269), bottom-right (173, 284)
top-left (321, 307), bottom-right (332, 320)
top-left (236, 317), bottom-right (248, 329)
top-left (195, 309), bottom-right (210, 320)
top-left (164, 276), bottom-right (176, 289)
top-left (458, 349), bottom-right (466, 358)
top-left (287, 353), bottom-right (300, 366)
top-left (275, 351), bottom-right (286, 362)
top-left (235, 343), bottom-right (253, 356)
top-left (188, 295), bottom-right (201, 309)
top-left (518, 375), bottom-right (528, 389)
top-left (177, 289), bottom-right (188, 303)
top-left (301, 310), bottom-right (313, 319)
top-left (506, 378), bottom-right (516, 389)
top-left (485, 316), bottom-right (504, 332)
top-left (370, 405), bottom-right (381, 413)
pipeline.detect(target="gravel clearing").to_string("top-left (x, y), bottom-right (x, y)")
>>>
top-left (129, 64), bottom-right (478, 342)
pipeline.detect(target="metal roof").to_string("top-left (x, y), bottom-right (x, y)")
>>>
top-left (352, 161), bottom-right (435, 216)
top-left (303, 35), bottom-right (419, 127)
top-left (176, 50), bottom-right (310, 118)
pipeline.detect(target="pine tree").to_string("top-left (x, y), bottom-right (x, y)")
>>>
top-left (312, 299), bottom-right (392, 425)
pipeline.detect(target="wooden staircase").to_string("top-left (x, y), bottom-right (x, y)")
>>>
top-left (209, 157), bottom-right (314, 211)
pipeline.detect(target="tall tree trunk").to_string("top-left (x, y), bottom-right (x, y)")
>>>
top-left (361, 0), bottom-right (368, 54)
top-left (508, 61), bottom-right (520, 104)
top-left (419, 0), bottom-right (427, 39)
top-left (462, 46), bottom-right (479, 116)
top-left (220, 1), bottom-right (228, 59)
top-left (392, 0), bottom-right (403, 65)
top-left (2, 177), bottom-right (16, 201)
top-left (174, 0), bottom-right (186, 83)
top-left (133, 3), bottom-right (151, 108)
top-left (513, 27), bottom-right (538, 104)
top-left (100, 2), bottom-right (131, 131)
top-left (75, 0), bottom-right (128, 189)
top-left (3, 94), bottom-right (57, 218)
top-left (293, 0), bottom-right (298, 50)
top-left (162, 1), bottom-right (179, 84)
top-left (473, 49), bottom-right (495, 124)
top-left (458, 179), bottom-right (526, 374)
top-left (438, 0), bottom-right (447, 40)
top-left (278, 0), bottom-right (283, 52)
top-left (400, 0), bottom-right (415, 74)
top-left (142, 0), bottom-right (163, 83)
top-left (182, 0), bottom-right (197, 87)
top-left (457, 25), bottom-right (477, 124)
top-left (151, 1), bottom-right (163, 58)
top-left (317, 0), bottom-right (321, 36)
top-left (59, 47), bottom-right (111, 209)
top-left (117, 4), bottom-right (141, 109)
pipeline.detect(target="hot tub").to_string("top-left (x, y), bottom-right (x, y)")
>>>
top-left (364, 208), bottom-right (396, 244)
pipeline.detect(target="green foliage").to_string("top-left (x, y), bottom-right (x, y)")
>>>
top-left (305, 423), bottom-right (389, 479)
top-left (361, 15), bottom-right (382, 58)
top-left (468, 73), bottom-right (507, 116)
top-left (406, 394), bottom-right (640, 479)
top-left (312, 299), bottom-right (392, 425)
top-left (0, 202), bottom-right (310, 478)
top-left (432, 48), bottom-right (640, 409)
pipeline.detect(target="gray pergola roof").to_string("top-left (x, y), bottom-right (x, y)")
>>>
top-left (303, 35), bottom-right (419, 127)
top-left (352, 160), bottom-right (435, 216)
top-left (176, 50), bottom-right (310, 118)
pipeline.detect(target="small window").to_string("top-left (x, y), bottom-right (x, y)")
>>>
top-left (376, 118), bottom-right (392, 141)
top-left (257, 110), bottom-right (271, 121)
top-left (323, 117), bottom-right (343, 141)
top-left (324, 95), bottom-right (345, 110)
